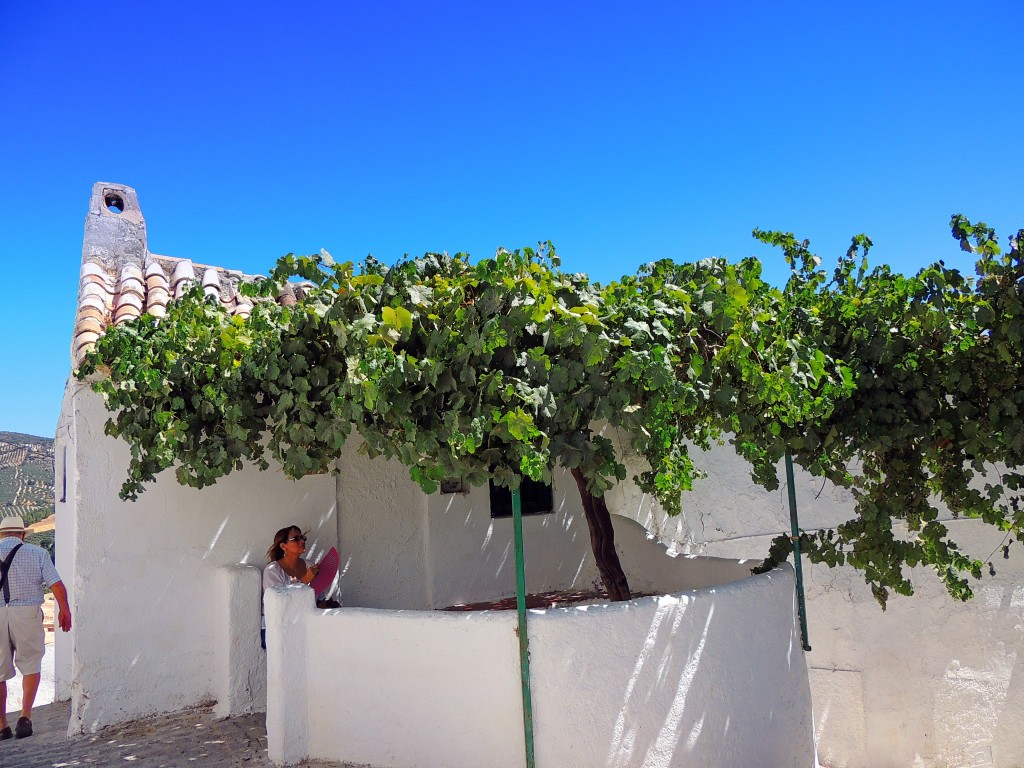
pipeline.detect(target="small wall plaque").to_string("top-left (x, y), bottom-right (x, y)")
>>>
top-left (440, 478), bottom-right (467, 495)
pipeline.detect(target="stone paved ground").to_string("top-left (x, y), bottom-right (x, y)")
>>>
top-left (1, 701), bottom-right (365, 768)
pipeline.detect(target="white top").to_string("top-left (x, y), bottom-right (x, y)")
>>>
top-left (262, 560), bottom-right (304, 630)
top-left (262, 560), bottom-right (301, 591)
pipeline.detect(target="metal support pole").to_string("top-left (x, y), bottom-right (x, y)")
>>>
top-left (511, 486), bottom-right (537, 768)
top-left (784, 451), bottom-right (812, 652)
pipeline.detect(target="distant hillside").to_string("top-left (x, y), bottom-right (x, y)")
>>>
top-left (0, 431), bottom-right (53, 447)
top-left (0, 431), bottom-right (54, 526)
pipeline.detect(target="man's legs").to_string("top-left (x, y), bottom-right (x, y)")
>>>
top-left (0, 670), bottom-right (44, 725)
top-left (4, 606), bottom-right (43, 737)
top-left (0, 603), bottom-right (11, 733)
top-left (19, 672), bottom-right (39, 719)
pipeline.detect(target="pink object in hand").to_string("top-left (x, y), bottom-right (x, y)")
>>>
top-left (310, 546), bottom-right (339, 595)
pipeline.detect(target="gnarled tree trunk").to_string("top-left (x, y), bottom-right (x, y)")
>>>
top-left (571, 467), bottom-right (631, 601)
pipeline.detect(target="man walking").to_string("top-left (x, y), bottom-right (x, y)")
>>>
top-left (0, 515), bottom-right (72, 740)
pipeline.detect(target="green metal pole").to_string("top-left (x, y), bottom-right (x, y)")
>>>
top-left (511, 486), bottom-right (537, 768)
top-left (784, 451), bottom-right (812, 652)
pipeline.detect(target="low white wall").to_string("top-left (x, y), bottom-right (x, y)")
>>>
top-left (65, 385), bottom-right (336, 733)
top-left (264, 565), bottom-right (813, 768)
top-left (608, 434), bottom-right (1024, 768)
top-left (216, 564), bottom-right (266, 718)
top-left (529, 566), bottom-right (813, 768)
top-left (267, 584), bottom-right (524, 767)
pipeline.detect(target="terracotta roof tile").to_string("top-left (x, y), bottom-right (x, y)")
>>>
top-left (170, 259), bottom-right (196, 299)
top-left (201, 267), bottom-right (222, 302)
top-left (277, 283), bottom-right (297, 307)
top-left (145, 260), bottom-right (168, 286)
top-left (234, 300), bottom-right (254, 320)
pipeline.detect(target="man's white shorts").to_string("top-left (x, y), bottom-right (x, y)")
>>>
top-left (0, 604), bottom-right (45, 681)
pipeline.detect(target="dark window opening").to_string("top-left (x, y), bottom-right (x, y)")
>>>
top-left (60, 446), bottom-right (67, 503)
top-left (489, 477), bottom-right (553, 518)
top-left (104, 193), bottom-right (124, 213)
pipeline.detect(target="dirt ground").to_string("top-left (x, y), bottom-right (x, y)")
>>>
top-left (27, 513), bottom-right (56, 534)
top-left (42, 591), bottom-right (55, 639)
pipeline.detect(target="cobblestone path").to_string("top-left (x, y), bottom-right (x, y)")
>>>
top-left (1, 701), bottom-right (362, 768)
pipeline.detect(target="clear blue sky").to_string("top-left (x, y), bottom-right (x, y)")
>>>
top-left (1, 2), bottom-right (1022, 438)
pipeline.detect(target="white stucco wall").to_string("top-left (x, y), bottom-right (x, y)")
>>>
top-left (215, 564), bottom-right (266, 718)
top-left (424, 467), bottom-right (602, 608)
top-left (337, 446), bottom-right (756, 611)
top-left (336, 446), bottom-right (609, 610)
top-left (609, 435), bottom-right (1024, 768)
top-left (54, 380), bottom-right (77, 703)
top-left (335, 441), bottom-right (431, 609)
top-left (62, 384), bottom-right (336, 733)
top-left (529, 567), bottom-right (813, 768)
top-left (264, 564), bottom-right (813, 768)
top-left (267, 585), bottom-right (525, 767)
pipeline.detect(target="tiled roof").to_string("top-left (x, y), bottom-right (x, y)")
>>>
top-left (72, 254), bottom-right (314, 367)
top-left (72, 183), bottom-right (312, 367)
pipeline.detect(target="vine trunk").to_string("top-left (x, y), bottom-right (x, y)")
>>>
top-left (571, 467), bottom-right (631, 601)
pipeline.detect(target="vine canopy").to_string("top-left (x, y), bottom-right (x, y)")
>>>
top-left (77, 217), bottom-right (1024, 606)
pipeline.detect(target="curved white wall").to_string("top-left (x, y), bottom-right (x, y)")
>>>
top-left (605, 514), bottom-right (758, 594)
top-left (529, 567), bottom-right (812, 768)
top-left (265, 565), bottom-right (813, 768)
top-left (608, 433), bottom-right (1024, 768)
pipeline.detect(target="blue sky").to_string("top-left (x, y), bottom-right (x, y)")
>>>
top-left (1, 2), bottom-right (1022, 438)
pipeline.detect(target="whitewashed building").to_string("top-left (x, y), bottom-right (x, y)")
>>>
top-left (55, 182), bottom-right (813, 767)
top-left (55, 182), bottom-right (1023, 767)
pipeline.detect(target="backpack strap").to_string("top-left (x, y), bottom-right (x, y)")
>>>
top-left (0, 543), bottom-right (24, 605)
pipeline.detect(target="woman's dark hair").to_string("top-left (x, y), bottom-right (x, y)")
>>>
top-left (267, 525), bottom-right (302, 563)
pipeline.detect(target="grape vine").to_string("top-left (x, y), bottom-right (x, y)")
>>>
top-left (77, 217), bottom-right (1024, 606)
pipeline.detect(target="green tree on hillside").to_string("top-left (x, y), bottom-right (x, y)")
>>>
top-left (27, 530), bottom-right (55, 562)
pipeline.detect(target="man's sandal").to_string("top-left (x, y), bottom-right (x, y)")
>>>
top-left (0, 725), bottom-right (12, 740)
top-left (14, 717), bottom-right (31, 739)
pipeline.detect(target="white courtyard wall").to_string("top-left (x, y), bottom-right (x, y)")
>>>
top-left (63, 384), bottom-right (336, 733)
top-left (609, 435), bottom-right (1024, 768)
top-left (264, 565), bottom-right (813, 768)
top-left (529, 566), bottom-right (812, 768)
